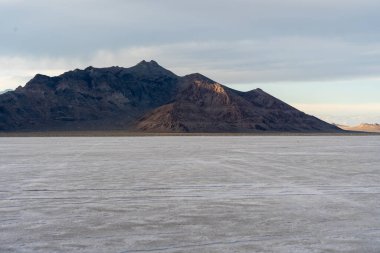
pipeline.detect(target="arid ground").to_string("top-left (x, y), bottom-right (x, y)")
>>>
top-left (1, 136), bottom-right (379, 252)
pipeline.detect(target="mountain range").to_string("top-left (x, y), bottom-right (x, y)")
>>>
top-left (0, 60), bottom-right (341, 133)
top-left (336, 123), bottom-right (380, 133)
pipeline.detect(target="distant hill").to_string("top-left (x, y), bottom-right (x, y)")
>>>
top-left (0, 60), bottom-right (341, 132)
top-left (0, 89), bottom-right (12, 95)
top-left (338, 123), bottom-right (380, 133)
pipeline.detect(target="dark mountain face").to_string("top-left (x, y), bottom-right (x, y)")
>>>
top-left (0, 60), bottom-right (341, 132)
top-left (137, 73), bottom-right (339, 132)
top-left (0, 61), bottom-right (179, 131)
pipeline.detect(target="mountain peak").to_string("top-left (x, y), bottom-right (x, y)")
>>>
top-left (246, 88), bottom-right (265, 94)
top-left (84, 66), bottom-right (95, 71)
top-left (136, 60), bottom-right (160, 67)
top-left (183, 73), bottom-right (216, 83)
top-left (23, 73), bottom-right (52, 90)
top-left (131, 60), bottom-right (177, 77)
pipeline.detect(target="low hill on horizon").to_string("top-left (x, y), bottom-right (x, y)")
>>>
top-left (337, 123), bottom-right (380, 133)
top-left (0, 60), bottom-right (341, 133)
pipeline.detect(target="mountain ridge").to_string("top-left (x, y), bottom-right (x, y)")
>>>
top-left (0, 60), bottom-right (341, 132)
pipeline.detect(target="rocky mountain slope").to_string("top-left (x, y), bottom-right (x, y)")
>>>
top-left (0, 60), bottom-right (341, 132)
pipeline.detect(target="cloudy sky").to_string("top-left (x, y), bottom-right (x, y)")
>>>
top-left (1, 0), bottom-right (379, 125)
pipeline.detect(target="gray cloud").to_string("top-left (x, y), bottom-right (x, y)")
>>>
top-left (1, 0), bottom-right (380, 87)
top-left (1, 0), bottom-right (379, 124)
top-left (1, 0), bottom-right (380, 54)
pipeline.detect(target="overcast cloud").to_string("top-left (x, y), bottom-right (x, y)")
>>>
top-left (0, 0), bottom-right (379, 124)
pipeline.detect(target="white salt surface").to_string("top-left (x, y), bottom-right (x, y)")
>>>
top-left (0, 136), bottom-right (380, 252)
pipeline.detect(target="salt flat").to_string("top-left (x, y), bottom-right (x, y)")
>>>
top-left (1, 136), bottom-right (380, 253)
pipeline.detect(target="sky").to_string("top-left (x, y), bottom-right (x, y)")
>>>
top-left (0, 0), bottom-right (379, 125)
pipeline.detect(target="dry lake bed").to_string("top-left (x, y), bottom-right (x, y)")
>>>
top-left (1, 136), bottom-right (380, 253)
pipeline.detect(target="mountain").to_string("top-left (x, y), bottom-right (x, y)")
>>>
top-left (0, 89), bottom-right (12, 95)
top-left (337, 123), bottom-right (380, 133)
top-left (0, 60), bottom-right (341, 133)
